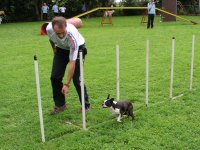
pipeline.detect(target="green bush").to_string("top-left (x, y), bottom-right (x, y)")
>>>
top-left (178, 8), bottom-right (187, 15)
top-left (187, 6), bottom-right (195, 14)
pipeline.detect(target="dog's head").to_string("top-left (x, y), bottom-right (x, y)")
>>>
top-left (102, 94), bottom-right (114, 108)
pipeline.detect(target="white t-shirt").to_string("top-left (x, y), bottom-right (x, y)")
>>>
top-left (147, 2), bottom-right (156, 14)
top-left (59, 7), bottom-right (66, 13)
top-left (46, 23), bottom-right (85, 61)
top-left (42, 5), bottom-right (49, 13)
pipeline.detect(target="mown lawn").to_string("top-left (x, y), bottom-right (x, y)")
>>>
top-left (0, 16), bottom-right (200, 149)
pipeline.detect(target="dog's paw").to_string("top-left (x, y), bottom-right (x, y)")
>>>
top-left (117, 120), bottom-right (122, 123)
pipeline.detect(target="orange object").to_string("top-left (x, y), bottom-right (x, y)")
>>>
top-left (141, 10), bottom-right (147, 24)
top-left (40, 18), bottom-right (83, 35)
top-left (101, 10), bottom-right (114, 25)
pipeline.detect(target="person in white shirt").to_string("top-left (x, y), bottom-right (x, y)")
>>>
top-left (46, 17), bottom-right (90, 114)
top-left (59, 6), bottom-right (66, 17)
top-left (147, 0), bottom-right (156, 29)
top-left (52, 4), bottom-right (59, 16)
top-left (41, 3), bottom-right (49, 20)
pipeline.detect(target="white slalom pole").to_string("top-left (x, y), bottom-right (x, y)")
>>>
top-left (116, 45), bottom-right (120, 101)
top-left (79, 51), bottom-right (86, 130)
top-left (190, 35), bottom-right (195, 91)
top-left (170, 37), bottom-right (175, 99)
top-left (34, 55), bottom-right (45, 143)
top-left (146, 40), bottom-right (149, 107)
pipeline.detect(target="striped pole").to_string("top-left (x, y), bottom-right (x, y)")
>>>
top-left (170, 37), bottom-right (175, 99)
top-left (146, 40), bottom-right (149, 107)
top-left (190, 35), bottom-right (195, 91)
top-left (79, 51), bottom-right (86, 130)
top-left (116, 45), bottom-right (120, 101)
top-left (34, 55), bottom-right (45, 143)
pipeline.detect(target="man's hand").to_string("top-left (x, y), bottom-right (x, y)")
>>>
top-left (61, 84), bottom-right (70, 97)
top-left (62, 60), bottom-right (75, 97)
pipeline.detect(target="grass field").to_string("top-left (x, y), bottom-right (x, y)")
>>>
top-left (0, 16), bottom-right (200, 149)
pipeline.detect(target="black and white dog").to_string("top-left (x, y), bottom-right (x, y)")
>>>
top-left (102, 94), bottom-right (135, 122)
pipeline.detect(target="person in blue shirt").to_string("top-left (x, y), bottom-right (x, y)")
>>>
top-left (147, 0), bottom-right (156, 29)
top-left (52, 4), bottom-right (59, 16)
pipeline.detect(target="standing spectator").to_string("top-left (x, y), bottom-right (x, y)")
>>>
top-left (52, 3), bottom-right (59, 16)
top-left (59, 6), bottom-right (66, 17)
top-left (82, 2), bottom-right (86, 13)
top-left (147, 0), bottom-right (156, 29)
top-left (0, 10), bottom-right (5, 24)
top-left (41, 3), bottom-right (49, 21)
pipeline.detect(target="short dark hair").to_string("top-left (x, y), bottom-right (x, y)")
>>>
top-left (52, 17), bottom-right (66, 29)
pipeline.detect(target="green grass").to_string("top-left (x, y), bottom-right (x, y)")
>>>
top-left (0, 16), bottom-right (200, 149)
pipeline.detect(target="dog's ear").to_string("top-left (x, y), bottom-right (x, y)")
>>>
top-left (110, 98), bottom-right (114, 102)
top-left (107, 94), bottom-right (110, 99)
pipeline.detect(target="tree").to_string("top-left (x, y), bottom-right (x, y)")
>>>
top-left (0, 0), bottom-right (117, 22)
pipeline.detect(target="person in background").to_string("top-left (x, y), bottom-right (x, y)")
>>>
top-left (41, 3), bottom-right (49, 21)
top-left (59, 5), bottom-right (66, 17)
top-left (82, 2), bottom-right (86, 13)
top-left (46, 17), bottom-right (90, 114)
top-left (52, 3), bottom-right (59, 16)
top-left (0, 10), bottom-right (5, 24)
top-left (147, 0), bottom-right (156, 29)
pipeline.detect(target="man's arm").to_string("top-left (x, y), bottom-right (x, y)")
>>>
top-left (62, 26), bottom-right (80, 96)
top-left (49, 39), bottom-right (56, 53)
top-left (61, 60), bottom-right (76, 96)
top-left (65, 60), bottom-right (76, 85)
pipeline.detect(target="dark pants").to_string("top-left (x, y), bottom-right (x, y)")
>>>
top-left (61, 13), bottom-right (65, 17)
top-left (43, 13), bottom-right (48, 21)
top-left (54, 13), bottom-right (59, 16)
top-left (147, 14), bottom-right (154, 28)
top-left (50, 46), bottom-right (90, 108)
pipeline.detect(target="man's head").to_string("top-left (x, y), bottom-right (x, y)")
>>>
top-left (44, 3), bottom-right (46, 6)
top-left (52, 16), bottom-right (67, 39)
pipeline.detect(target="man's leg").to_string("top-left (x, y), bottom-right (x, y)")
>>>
top-left (43, 13), bottom-right (45, 21)
top-left (51, 48), bottom-right (69, 107)
top-left (151, 14), bottom-right (154, 28)
top-left (147, 14), bottom-right (151, 28)
top-left (73, 56), bottom-right (90, 109)
top-left (45, 13), bottom-right (48, 20)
